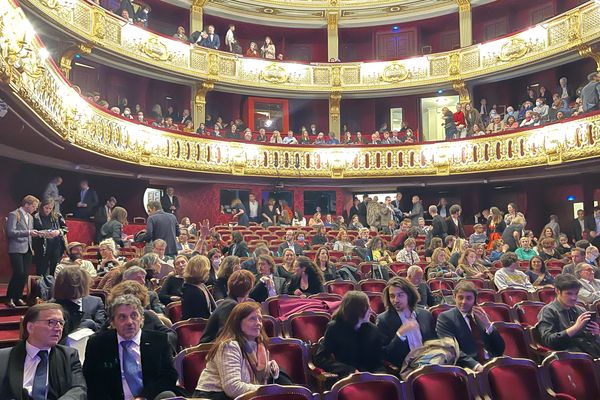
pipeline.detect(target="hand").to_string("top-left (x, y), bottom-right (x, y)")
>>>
top-left (293, 289), bottom-right (303, 296)
top-left (268, 360), bottom-right (280, 378)
top-left (30, 230), bottom-right (40, 237)
top-left (444, 272), bottom-right (454, 278)
top-left (586, 320), bottom-right (600, 336)
top-left (49, 230), bottom-right (60, 238)
top-left (568, 312), bottom-right (592, 336)
top-left (473, 363), bottom-right (484, 373)
top-left (473, 306), bottom-right (492, 330)
top-left (170, 206), bottom-right (176, 210)
top-left (396, 319), bottom-right (419, 336)
top-left (261, 276), bottom-right (274, 288)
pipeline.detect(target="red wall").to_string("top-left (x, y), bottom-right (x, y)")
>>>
top-left (341, 95), bottom-right (420, 134)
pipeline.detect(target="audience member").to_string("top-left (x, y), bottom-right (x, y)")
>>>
top-left (181, 255), bottom-right (216, 319)
top-left (494, 252), bottom-right (535, 292)
top-left (286, 256), bottom-right (324, 296)
top-left (157, 255), bottom-right (186, 304)
top-left (74, 180), bottom-right (98, 220)
top-left (55, 241), bottom-right (98, 278)
top-left (143, 200), bottom-right (180, 257)
top-left (525, 255), bottom-right (554, 286)
top-left (575, 262), bottom-right (600, 303)
top-left (43, 176), bottom-right (65, 213)
top-left (249, 254), bottom-right (286, 302)
top-left (160, 187), bottom-right (179, 216)
top-left (33, 198), bottom-right (67, 277)
top-left (94, 196), bottom-right (117, 244)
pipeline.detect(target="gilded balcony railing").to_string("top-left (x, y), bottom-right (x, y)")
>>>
top-left (2, 0), bottom-right (600, 179)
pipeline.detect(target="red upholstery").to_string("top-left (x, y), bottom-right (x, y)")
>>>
top-left (309, 293), bottom-right (343, 302)
top-left (464, 278), bottom-right (486, 288)
top-left (537, 287), bottom-right (556, 304)
top-left (429, 304), bottom-right (453, 322)
top-left (427, 279), bottom-right (454, 291)
top-left (410, 370), bottom-right (471, 400)
top-left (237, 384), bottom-right (315, 400)
top-left (499, 289), bottom-right (530, 307)
top-left (166, 301), bottom-right (182, 323)
top-left (268, 338), bottom-right (309, 385)
top-left (65, 219), bottom-right (95, 244)
top-left (325, 281), bottom-right (356, 296)
top-left (337, 380), bottom-right (402, 400)
top-left (492, 323), bottom-right (533, 359)
top-left (480, 302), bottom-right (512, 322)
top-left (287, 312), bottom-right (330, 344)
top-left (390, 262), bottom-right (409, 275)
top-left (173, 318), bottom-right (208, 349)
top-left (358, 279), bottom-right (387, 292)
top-left (262, 315), bottom-right (281, 337)
top-left (485, 360), bottom-right (543, 400)
top-left (544, 353), bottom-right (600, 400)
top-left (476, 289), bottom-right (497, 304)
top-left (514, 301), bottom-right (545, 327)
top-left (364, 292), bottom-right (385, 314)
top-left (175, 344), bottom-right (211, 394)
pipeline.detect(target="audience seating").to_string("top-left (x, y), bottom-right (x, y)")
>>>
top-left (429, 304), bottom-right (453, 322)
top-left (173, 342), bottom-right (212, 394)
top-left (173, 317), bottom-right (208, 350)
top-left (405, 364), bottom-right (478, 400)
top-left (542, 351), bottom-right (600, 400)
top-left (308, 293), bottom-right (343, 302)
top-left (476, 289), bottom-right (498, 304)
top-left (389, 262), bottom-right (409, 275)
top-left (323, 372), bottom-right (405, 400)
top-left (236, 384), bottom-right (318, 400)
top-left (325, 280), bottom-right (356, 296)
top-left (479, 302), bottom-right (513, 322)
top-left (285, 311), bottom-right (331, 344)
top-left (498, 288), bottom-right (531, 307)
top-left (364, 292), bottom-right (385, 314)
top-left (165, 300), bottom-right (183, 323)
top-left (427, 279), bottom-right (454, 292)
top-left (536, 287), bottom-right (557, 304)
top-left (492, 322), bottom-right (537, 359)
top-left (358, 279), bottom-right (387, 293)
top-left (268, 337), bottom-right (312, 386)
top-left (263, 295), bottom-right (302, 318)
top-left (463, 278), bottom-right (487, 289)
top-left (513, 301), bottom-right (545, 327)
top-left (262, 315), bottom-right (282, 337)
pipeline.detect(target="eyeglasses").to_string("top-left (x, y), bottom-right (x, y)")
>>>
top-left (37, 319), bottom-right (65, 328)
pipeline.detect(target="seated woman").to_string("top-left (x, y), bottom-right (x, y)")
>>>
top-left (314, 247), bottom-right (340, 282)
top-left (424, 237), bottom-right (443, 261)
top-left (291, 211), bottom-right (306, 227)
top-left (180, 216), bottom-right (197, 236)
top-left (314, 291), bottom-right (384, 377)
top-left (182, 255), bottom-right (217, 320)
top-left (457, 248), bottom-right (493, 280)
top-left (194, 302), bottom-right (284, 400)
top-left (308, 212), bottom-right (324, 227)
top-left (449, 238), bottom-right (469, 267)
top-left (157, 254), bottom-right (186, 305)
top-left (426, 248), bottom-right (461, 280)
top-left (139, 252), bottom-right (162, 289)
top-left (52, 266), bottom-right (106, 335)
top-left (176, 229), bottom-right (194, 255)
top-left (311, 225), bottom-right (328, 246)
top-left (97, 238), bottom-right (122, 276)
top-left (525, 255), bottom-right (554, 286)
top-left (249, 255), bottom-right (287, 303)
top-left (206, 248), bottom-right (222, 287)
top-left (212, 255), bottom-right (241, 301)
top-left (474, 243), bottom-right (493, 267)
top-left (556, 233), bottom-right (573, 256)
top-left (515, 237), bottom-right (538, 261)
top-left (333, 230), bottom-right (354, 253)
top-left (276, 248), bottom-right (296, 280)
top-left (224, 232), bottom-right (249, 258)
top-left (395, 238), bottom-right (420, 265)
top-left (286, 256), bottom-right (324, 296)
top-left (367, 236), bottom-right (394, 266)
top-left (406, 265), bottom-right (436, 307)
top-left (376, 277), bottom-right (437, 367)
top-left (537, 238), bottom-right (563, 262)
top-left (348, 214), bottom-right (364, 231)
top-left (201, 270), bottom-right (256, 343)
top-left (100, 206), bottom-right (128, 247)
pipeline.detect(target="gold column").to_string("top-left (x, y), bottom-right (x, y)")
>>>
top-left (329, 91), bottom-right (341, 137)
top-left (190, 0), bottom-right (207, 35)
top-left (327, 12), bottom-right (339, 61)
top-left (59, 43), bottom-right (93, 80)
top-left (578, 45), bottom-right (600, 72)
top-left (193, 81), bottom-right (214, 126)
top-left (456, 0), bottom-right (472, 48)
top-left (453, 80), bottom-right (471, 106)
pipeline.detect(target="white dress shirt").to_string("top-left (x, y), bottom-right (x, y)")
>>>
top-left (118, 329), bottom-right (142, 400)
top-left (23, 341), bottom-right (50, 396)
top-left (19, 207), bottom-right (30, 226)
top-left (396, 310), bottom-right (422, 351)
top-left (248, 201), bottom-right (259, 218)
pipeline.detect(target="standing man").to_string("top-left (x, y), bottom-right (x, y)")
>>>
top-left (391, 193), bottom-right (403, 223)
top-left (446, 204), bottom-right (466, 238)
top-left (0, 303), bottom-right (87, 399)
top-left (581, 72), bottom-right (600, 113)
top-left (160, 186), bottom-right (179, 216)
top-left (357, 194), bottom-right (369, 228)
top-left (143, 200), bottom-right (180, 257)
top-left (202, 25), bottom-right (220, 50)
top-left (5, 195), bottom-right (40, 307)
top-left (95, 196), bottom-right (117, 244)
top-left (43, 176), bottom-right (65, 213)
top-left (74, 179), bottom-right (99, 220)
top-left (436, 281), bottom-right (505, 371)
top-left (429, 205), bottom-right (447, 240)
top-left (247, 193), bottom-right (260, 224)
top-left (84, 294), bottom-right (178, 400)
top-left (404, 195), bottom-right (424, 227)
top-left (572, 209), bottom-right (594, 243)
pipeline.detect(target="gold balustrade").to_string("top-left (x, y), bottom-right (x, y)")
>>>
top-left (18, 0), bottom-right (600, 95)
top-left (2, 0), bottom-right (600, 179)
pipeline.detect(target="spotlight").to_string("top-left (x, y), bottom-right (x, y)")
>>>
top-left (392, 26), bottom-right (399, 31)
top-left (437, 89), bottom-right (443, 94)
top-left (566, 195), bottom-right (576, 201)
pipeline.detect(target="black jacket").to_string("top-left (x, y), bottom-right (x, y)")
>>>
top-left (200, 298), bottom-right (238, 344)
top-left (160, 195), bottom-right (180, 215)
top-left (84, 329), bottom-right (177, 400)
top-left (249, 275), bottom-right (286, 303)
top-left (445, 216), bottom-right (465, 239)
top-left (431, 215), bottom-right (447, 239)
top-left (73, 188), bottom-right (99, 220)
top-left (181, 283), bottom-right (216, 320)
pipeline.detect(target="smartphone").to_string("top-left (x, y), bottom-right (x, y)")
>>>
top-left (589, 311), bottom-right (597, 321)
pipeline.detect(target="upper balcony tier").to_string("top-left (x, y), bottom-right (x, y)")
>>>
top-left (19, 0), bottom-right (600, 97)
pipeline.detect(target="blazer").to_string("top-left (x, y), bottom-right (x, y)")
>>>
top-left (572, 217), bottom-right (595, 242)
top-left (286, 275), bottom-right (324, 296)
top-left (143, 210), bottom-right (180, 256)
top-left (74, 189), bottom-right (99, 219)
top-left (0, 342), bottom-right (86, 400)
top-left (101, 220), bottom-right (124, 247)
top-left (431, 215), bottom-right (447, 239)
top-left (445, 216), bottom-right (465, 238)
top-left (406, 203), bottom-right (424, 226)
top-left (200, 33), bottom-right (220, 49)
top-left (277, 241), bottom-right (304, 257)
top-left (249, 276), bottom-right (286, 303)
top-left (160, 195), bottom-right (179, 215)
top-left (181, 283), bottom-right (216, 320)
top-left (6, 209), bottom-right (33, 254)
top-left (376, 307), bottom-right (437, 367)
top-left (83, 329), bottom-right (177, 400)
top-left (52, 296), bottom-right (106, 335)
top-left (94, 205), bottom-right (110, 230)
top-left (436, 307), bottom-right (505, 369)
top-left (200, 298), bottom-right (238, 344)
top-left (225, 241), bottom-right (250, 258)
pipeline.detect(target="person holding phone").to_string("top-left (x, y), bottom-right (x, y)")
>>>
top-left (537, 273), bottom-right (600, 357)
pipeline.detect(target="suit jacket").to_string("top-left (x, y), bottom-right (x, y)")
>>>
top-left (431, 215), bottom-right (447, 239)
top-left (181, 283), bottom-right (216, 320)
top-left (143, 210), bottom-right (180, 256)
top-left (200, 297), bottom-right (237, 344)
top-left (94, 205), bottom-right (110, 232)
top-left (249, 275), bottom-right (286, 303)
top-left (83, 329), bottom-right (177, 400)
top-left (445, 216), bottom-right (465, 238)
top-left (200, 33), bottom-right (220, 49)
top-left (406, 203), bottom-right (424, 226)
top-left (436, 307), bottom-right (505, 369)
top-left (74, 189), bottom-right (99, 219)
top-left (0, 342), bottom-right (86, 400)
top-left (277, 241), bottom-right (304, 257)
top-left (376, 307), bottom-right (437, 367)
top-left (357, 202), bottom-right (368, 227)
top-left (226, 241), bottom-right (250, 258)
top-left (52, 296), bottom-right (106, 335)
top-left (572, 217), bottom-right (595, 242)
top-left (160, 195), bottom-right (179, 215)
top-left (6, 209), bottom-right (33, 254)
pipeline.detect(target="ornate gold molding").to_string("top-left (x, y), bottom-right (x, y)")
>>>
top-left (452, 80), bottom-right (471, 106)
top-left (578, 45), bottom-right (600, 72)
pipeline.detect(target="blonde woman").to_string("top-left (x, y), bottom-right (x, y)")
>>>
top-left (261, 36), bottom-right (276, 59)
top-left (182, 255), bottom-right (216, 319)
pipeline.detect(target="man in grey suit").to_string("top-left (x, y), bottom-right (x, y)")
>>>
top-left (43, 176), bottom-right (65, 213)
top-left (405, 195), bottom-right (424, 227)
top-left (5, 195), bottom-right (40, 307)
top-left (0, 303), bottom-right (87, 399)
top-left (142, 200), bottom-right (180, 257)
top-left (249, 254), bottom-right (286, 303)
top-left (581, 71), bottom-right (600, 112)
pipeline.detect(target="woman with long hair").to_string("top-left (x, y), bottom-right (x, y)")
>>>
top-left (100, 206), bottom-right (128, 247)
top-left (424, 237), bottom-right (443, 261)
top-left (286, 256), bottom-right (324, 296)
top-left (367, 236), bottom-right (393, 266)
top-left (194, 302), bottom-right (283, 399)
top-left (158, 254), bottom-right (187, 304)
top-left (426, 248), bottom-right (460, 280)
top-left (276, 248), bottom-right (296, 280)
top-left (314, 247), bottom-right (340, 282)
top-left (525, 255), bottom-right (554, 286)
top-left (260, 36), bottom-right (275, 59)
top-left (457, 248), bottom-right (493, 280)
top-left (486, 206), bottom-right (506, 251)
top-left (33, 198), bottom-right (67, 276)
top-left (213, 255), bottom-right (241, 301)
top-left (182, 255), bottom-right (217, 319)
top-left (231, 198), bottom-right (249, 227)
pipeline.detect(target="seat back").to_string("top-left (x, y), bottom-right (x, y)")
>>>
top-left (236, 384), bottom-right (316, 400)
top-left (174, 343), bottom-right (212, 394)
top-left (464, 278), bottom-right (486, 289)
top-left (364, 292), bottom-right (385, 314)
top-left (514, 301), bottom-right (545, 327)
top-left (173, 318), bottom-right (208, 350)
top-left (476, 289), bottom-right (498, 304)
top-left (536, 287), bottom-right (556, 304)
top-left (429, 304), bottom-right (453, 323)
top-left (542, 352), bottom-right (600, 400)
top-left (480, 302), bottom-right (512, 322)
top-left (308, 293), bottom-right (343, 302)
top-left (268, 337), bottom-right (310, 385)
top-left (325, 372), bottom-right (404, 400)
top-left (406, 365), bottom-right (476, 400)
top-left (286, 311), bottom-right (331, 344)
top-left (358, 279), bottom-right (387, 293)
top-left (262, 315), bottom-right (281, 337)
top-left (492, 322), bottom-right (533, 359)
top-left (165, 301), bottom-right (182, 323)
top-left (499, 289), bottom-right (530, 307)
top-left (427, 279), bottom-right (454, 291)
top-left (325, 280), bottom-right (356, 296)
top-left (480, 357), bottom-right (546, 400)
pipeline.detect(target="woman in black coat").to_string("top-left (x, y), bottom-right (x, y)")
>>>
top-left (33, 198), bottom-right (67, 276)
top-left (181, 255), bottom-right (216, 320)
top-left (286, 256), bottom-right (324, 296)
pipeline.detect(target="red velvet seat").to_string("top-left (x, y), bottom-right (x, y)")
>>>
top-left (390, 262), bottom-right (409, 275)
top-left (268, 337), bottom-right (311, 386)
top-left (89, 289), bottom-right (108, 305)
top-left (308, 293), bottom-right (342, 302)
top-left (513, 300), bottom-right (545, 327)
top-left (358, 262), bottom-right (376, 276)
top-left (427, 279), bottom-right (454, 292)
top-left (325, 280), bottom-right (356, 296)
top-left (499, 288), bottom-right (530, 307)
top-left (542, 351), bottom-right (600, 400)
top-left (173, 317), bottom-right (208, 350)
top-left (536, 287), bottom-right (556, 304)
top-left (405, 364), bottom-right (478, 400)
top-left (262, 315), bottom-right (282, 337)
top-left (364, 292), bottom-right (385, 314)
top-left (165, 300), bottom-right (182, 323)
top-left (476, 289), bottom-right (498, 304)
top-left (358, 279), bottom-right (387, 293)
top-left (480, 302), bottom-right (513, 322)
top-left (285, 311), bottom-right (331, 344)
top-left (429, 304), bottom-right (453, 323)
top-left (463, 278), bottom-right (486, 289)
top-left (236, 384), bottom-right (317, 400)
top-left (173, 343), bottom-right (212, 394)
top-left (263, 295), bottom-right (303, 318)
top-left (324, 372), bottom-right (405, 400)
top-left (492, 322), bottom-right (535, 359)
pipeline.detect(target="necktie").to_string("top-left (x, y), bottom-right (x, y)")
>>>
top-left (32, 350), bottom-right (48, 400)
top-left (121, 340), bottom-right (143, 397)
top-left (467, 315), bottom-right (487, 363)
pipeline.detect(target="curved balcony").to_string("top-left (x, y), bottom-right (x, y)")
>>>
top-left (3, 0), bottom-right (600, 181)
top-left (19, 0), bottom-right (600, 97)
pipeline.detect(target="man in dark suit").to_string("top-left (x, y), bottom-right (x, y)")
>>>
top-left (142, 200), bottom-right (180, 257)
top-left (277, 229), bottom-right (305, 256)
top-left (5, 195), bottom-right (40, 307)
top-left (249, 255), bottom-right (286, 303)
top-left (73, 180), bottom-right (99, 220)
top-left (0, 303), bottom-right (87, 399)
top-left (84, 294), bottom-right (177, 400)
top-left (429, 205), bottom-right (447, 240)
top-left (200, 25), bottom-right (220, 49)
top-left (348, 197), bottom-right (360, 223)
top-left (445, 204), bottom-right (465, 238)
top-left (376, 277), bottom-right (437, 367)
top-left (404, 195), bottom-right (424, 227)
top-left (572, 209), bottom-right (595, 243)
top-left (95, 196), bottom-right (117, 244)
top-left (391, 192), bottom-right (403, 222)
top-left (436, 281), bottom-right (505, 371)
top-left (357, 194), bottom-right (368, 227)
top-left (160, 187), bottom-right (179, 216)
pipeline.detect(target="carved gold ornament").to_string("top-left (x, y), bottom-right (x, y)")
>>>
top-left (380, 63), bottom-right (409, 83)
top-left (139, 37), bottom-right (173, 62)
top-left (498, 38), bottom-right (530, 62)
top-left (259, 63), bottom-right (289, 84)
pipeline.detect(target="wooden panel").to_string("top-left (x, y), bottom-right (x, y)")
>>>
top-left (483, 17), bottom-right (509, 41)
top-left (376, 29), bottom-right (417, 61)
top-left (287, 44), bottom-right (312, 62)
top-left (440, 30), bottom-right (460, 52)
top-left (530, 3), bottom-right (555, 25)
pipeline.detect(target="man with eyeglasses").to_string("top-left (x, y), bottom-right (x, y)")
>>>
top-left (0, 303), bottom-right (87, 398)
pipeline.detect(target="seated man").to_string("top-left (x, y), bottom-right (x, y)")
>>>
top-left (0, 303), bottom-right (86, 399)
top-left (575, 262), bottom-right (600, 304)
top-left (55, 241), bottom-right (98, 278)
top-left (537, 274), bottom-right (600, 357)
top-left (84, 294), bottom-right (178, 400)
top-left (376, 277), bottom-right (437, 367)
top-left (277, 230), bottom-right (304, 256)
top-left (436, 281), bottom-right (505, 371)
top-left (406, 265), bottom-right (436, 307)
top-left (493, 252), bottom-right (535, 292)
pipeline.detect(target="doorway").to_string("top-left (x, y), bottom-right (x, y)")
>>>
top-left (420, 95), bottom-right (459, 142)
